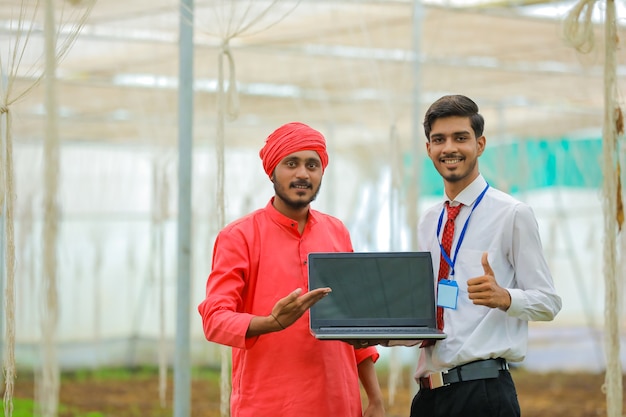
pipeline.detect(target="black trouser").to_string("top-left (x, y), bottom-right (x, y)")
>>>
top-left (410, 371), bottom-right (520, 417)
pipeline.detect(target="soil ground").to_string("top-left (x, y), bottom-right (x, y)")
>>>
top-left (5, 366), bottom-right (625, 417)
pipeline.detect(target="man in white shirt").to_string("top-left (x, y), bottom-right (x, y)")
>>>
top-left (410, 94), bottom-right (562, 417)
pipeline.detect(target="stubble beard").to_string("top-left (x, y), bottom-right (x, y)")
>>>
top-left (439, 157), bottom-right (477, 184)
top-left (273, 178), bottom-right (322, 210)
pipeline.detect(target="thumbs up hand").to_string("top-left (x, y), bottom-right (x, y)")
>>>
top-left (466, 252), bottom-right (511, 311)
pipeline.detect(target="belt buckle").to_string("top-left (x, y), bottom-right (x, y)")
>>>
top-left (426, 370), bottom-right (449, 389)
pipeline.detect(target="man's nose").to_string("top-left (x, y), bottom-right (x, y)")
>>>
top-left (441, 137), bottom-right (456, 151)
top-left (295, 164), bottom-right (309, 178)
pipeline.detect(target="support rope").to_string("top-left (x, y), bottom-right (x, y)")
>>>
top-left (2, 107), bottom-right (16, 417)
top-left (600, 3), bottom-right (623, 416)
top-left (204, 3), bottom-right (303, 415)
top-left (565, 1), bottom-right (623, 416)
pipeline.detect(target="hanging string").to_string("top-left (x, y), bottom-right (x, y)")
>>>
top-left (201, 3), bottom-right (302, 415)
top-left (563, 0), bottom-right (598, 53)
top-left (156, 165), bottom-right (169, 409)
top-left (215, 40), bottom-right (230, 417)
top-left (387, 124), bottom-right (402, 406)
top-left (91, 233), bottom-right (102, 371)
top-left (352, 10), bottom-right (413, 407)
top-left (2, 106), bottom-right (16, 417)
top-left (565, 0), bottom-right (623, 416)
top-left (0, 107), bottom-right (6, 212)
top-left (215, 43), bottom-right (232, 413)
top-left (220, 41), bottom-right (240, 122)
top-left (1, 2), bottom-right (94, 415)
top-left (216, 40), bottom-right (227, 231)
top-left (600, 2), bottom-right (623, 416)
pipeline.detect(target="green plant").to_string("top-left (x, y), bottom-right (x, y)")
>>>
top-left (1, 398), bottom-right (35, 417)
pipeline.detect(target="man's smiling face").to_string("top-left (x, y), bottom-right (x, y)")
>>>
top-left (272, 150), bottom-right (323, 210)
top-left (426, 115), bottom-right (485, 195)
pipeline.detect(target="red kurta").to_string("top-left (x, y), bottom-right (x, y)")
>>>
top-left (198, 199), bottom-right (378, 417)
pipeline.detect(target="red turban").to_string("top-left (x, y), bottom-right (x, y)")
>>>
top-left (259, 122), bottom-right (329, 178)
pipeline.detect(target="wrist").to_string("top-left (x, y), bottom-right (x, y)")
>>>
top-left (500, 289), bottom-right (512, 311)
top-left (270, 313), bottom-right (286, 331)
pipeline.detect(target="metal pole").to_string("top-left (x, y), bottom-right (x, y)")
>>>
top-left (408, 0), bottom-right (424, 252)
top-left (0, 81), bottom-right (5, 389)
top-left (41, 1), bottom-right (61, 415)
top-left (174, 0), bottom-right (193, 416)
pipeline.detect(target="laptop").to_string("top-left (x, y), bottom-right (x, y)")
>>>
top-left (308, 251), bottom-right (446, 341)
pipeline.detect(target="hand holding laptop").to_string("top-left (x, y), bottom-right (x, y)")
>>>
top-left (342, 339), bottom-right (389, 348)
top-left (344, 339), bottom-right (423, 348)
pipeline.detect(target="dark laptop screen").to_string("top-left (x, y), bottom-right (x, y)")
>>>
top-left (308, 252), bottom-right (436, 327)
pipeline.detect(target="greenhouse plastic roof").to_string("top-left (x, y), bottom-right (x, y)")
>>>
top-left (2, 0), bottom-right (625, 153)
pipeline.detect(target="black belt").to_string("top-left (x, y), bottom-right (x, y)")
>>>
top-left (419, 358), bottom-right (509, 390)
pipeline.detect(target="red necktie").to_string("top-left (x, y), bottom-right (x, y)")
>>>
top-left (436, 202), bottom-right (463, 330)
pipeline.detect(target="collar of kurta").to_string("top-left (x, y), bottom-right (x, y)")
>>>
top-left (266, 198), bottom-right (318, 233)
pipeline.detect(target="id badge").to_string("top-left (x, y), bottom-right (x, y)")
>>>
top-left (437, 279), bottom-right (459, 309)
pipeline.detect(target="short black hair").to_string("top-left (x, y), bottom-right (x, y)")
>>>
top-left (423, 95), bottom-right (484, 140)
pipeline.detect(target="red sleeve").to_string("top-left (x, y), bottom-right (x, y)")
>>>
top-left (197, 229), bottom-right (255, 349)
top-left (355, 346), bottom-right (380, 364)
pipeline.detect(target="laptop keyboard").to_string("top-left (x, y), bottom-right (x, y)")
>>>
top-left (317, 327), bottom-right (441, 334)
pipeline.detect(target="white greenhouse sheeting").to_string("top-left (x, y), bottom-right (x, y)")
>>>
top-left (9, 142), bottom-right (623, 372)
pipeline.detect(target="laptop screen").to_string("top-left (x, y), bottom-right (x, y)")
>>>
top-left (308, 251), bottom-right (436, 328)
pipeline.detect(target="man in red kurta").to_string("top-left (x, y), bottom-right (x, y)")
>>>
top-left (198, 122), bottom-right (385, 417)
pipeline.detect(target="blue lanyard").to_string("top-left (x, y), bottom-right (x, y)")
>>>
top-left (436, 184), bottom-right (489, 278)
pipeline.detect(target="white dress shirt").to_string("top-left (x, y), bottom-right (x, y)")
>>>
top-left (415, 174), bottom-right (562, 377)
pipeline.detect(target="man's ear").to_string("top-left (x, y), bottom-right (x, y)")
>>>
top-left (477, 135), bottom-right (486, 156)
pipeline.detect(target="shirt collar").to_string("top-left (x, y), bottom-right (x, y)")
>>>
top-left (265, 197), bottom-right (318, 230)
top-left (445, 174), bottom-right (488, 208)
